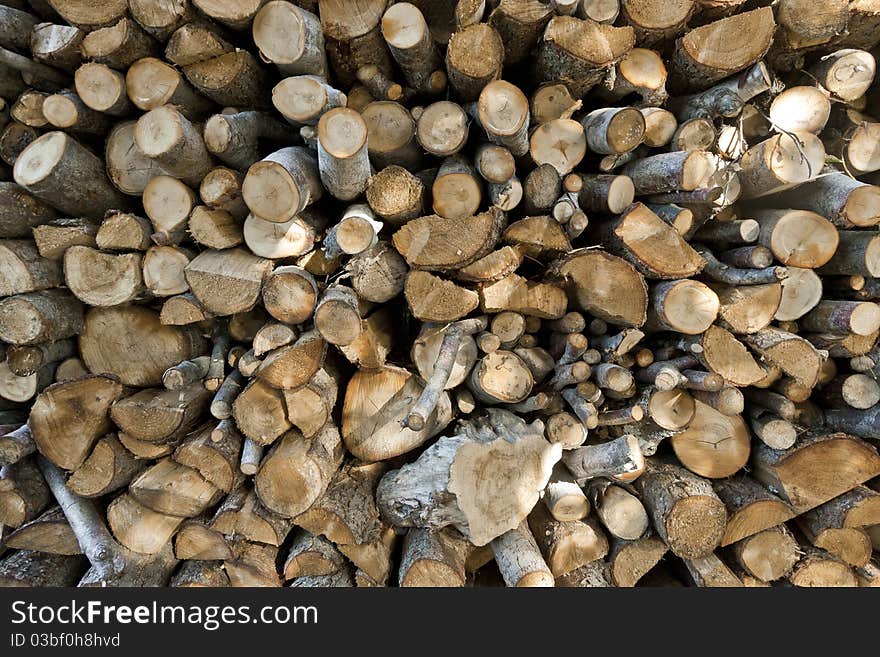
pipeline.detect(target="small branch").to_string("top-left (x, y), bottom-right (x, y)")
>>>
top-left (37, 456), bottom-right (124, 582)
top-left (407, 316), bottom-right (489, 431)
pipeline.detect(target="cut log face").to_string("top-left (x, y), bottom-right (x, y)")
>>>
top-left (254, 424), bottom-right (344, 518)
top-left (342, 366), bottom-right (452, 462)
top-left (392, 208), bottom-right (504, 271)
top-left (670, 400), bottom-right (750, 479)
top-left (28, 375), bottom-right (123, 471)
top-left (608, 203), bottom-right (705, 279)
top-left (554, 249), bottom-right (648, 327)
top-left (751, 433), bottom-right (880, 513)
top-left (79, 305), bottom-right (207, 387)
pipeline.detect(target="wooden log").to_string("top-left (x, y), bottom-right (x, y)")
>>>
top-left (210, 487), bottom-right (292, 547)
top-left (591, 482), bottom-right (649, 540)
top-left (342, 365), bottom-right (451, 461)
top-left (316, 0), bottom-right (391, 86)
top-left (415, 100), bottom-right (469, 157)
top-left (361, 103), bottom-right (420, 173)
top-left (668, 8), bottom-right (774, 92)
top-left (66, 433), bottom-right (142, 499)
top-left (0, 549), bottom-right (87, 587)
top-left (242, 147), bottom-right (322, 222)
top-left (164, 21), bottom-right (234, 67)
top-left (608, 534), bottom-right (667, 587)
top-left (6, 340), bottom-right (74, 378)
top-left (30, 22), bottom-right (84, 72)
top-left (0, 182), bottom-right (58, 238)
top-left (381, 3), bottom-right (444, 95)
top-left (13, 131), bottom-right (129, 217)
top-left (529, 118), bottom-right (586, 176)
top-left (80, 305), bottom-right (206, 387)
top-left (533, 15), bottom-right (634, 98)
top-left (634, 459), bottom-right (727, 558)
top-left (0, 289), bottom-right (83, 346)
top-left (203, 111), bottom-right (291, 171)
top-left (789, 547), bottom-right (858, 587)
top-left (0, 457), bottom-right (50, 528)
top-left (738, 132), bottom-right (826, 199)
top-left (527, 503), bottom-right (608, 577)
top-left (490, 521), bottom-right (554, 587)
top-left (398, 528), bottom-right (467, 587)
top-left (377, 409), bottom-right (561, 545)
top-left (255, 424), bottom-right (344, 518)
top-left (0, 240), bottom-right (61, 297)
top-left (63, 246), bottom-right (144, 307)
top-left (43, 91), bottom-right (110, 135)
top-left (543, 463), bottom-right (589, 521)
top-left (727, 525), bottom-right (799, 583)
top-left (74, 62), bottom-right (132, 116)
top-left (27, 374), bottom-right (122, 472)
top-left (183, 50), bottom-right (271, 108)
top-left (682, 553), bottom-right (742, 587)
top-left (752, 432), bottom-right (880, 514)
top-left (252, 2), bottom-right (326, 77)
top-left (582, 106), bottom-right (645, 156)
top-left (3, 505), bottom-right (80, 555)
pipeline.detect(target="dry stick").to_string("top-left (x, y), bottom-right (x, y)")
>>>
top-left (240, 438), bottom-right (264, 476)
top-left (407, 316), bottom-right (488, 431)
top-left (37, 457), bottom-right (174, 586)
top-left (0, 46), bottom-right (69, 89)
top-left (0, 425), bottom-right (34, 466)
top-left (695, 245), bottom-right (787, 285)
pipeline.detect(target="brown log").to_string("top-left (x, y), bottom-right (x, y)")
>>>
top-left (255, 424), bottom-right (344, 518)
top-left (3, 505), bottom-right (80, 554)
top-left (634, 459), bottom-right (727, 558)
top-left (752, 432), bottom-right (880, 514)
top-left (80, 305), bottom-right (206, 387)
top-left (0, 457), bottom-right (50, 528)
top-left (67, 434), bottom-right (143, 498)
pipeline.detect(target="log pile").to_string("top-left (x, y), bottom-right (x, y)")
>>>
top-left (1, 0), bottom-right (880, 588)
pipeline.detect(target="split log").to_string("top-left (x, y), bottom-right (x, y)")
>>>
top-left (79, 305), bottom-right (207, 387)
top-left (254, 424), bottom-right (343, 518)
top-left (789, 547), bottom-right (858, 587)
top-left (183, 51), bottom-right (271, 109)
top-left (608, 534), bottom-right (667, 587)
top-left (30, 23), bottom-right (84, 72)
top-left (669, 8), bottom-right (774, 91)
top-left (283, 530), bottom-right (346, 581)
top-left (342, 365), bottom-right (451, 461)
top-left (28, 375), bottom-right (123, 471)
top-left (0, 458), bottom-right (50, 528)
top-left (67, 434), bottom-right (143, 498)
top-left (3, 505), bottom-right (80, 555)
top-left (751, 432), bottom-right (880, 513)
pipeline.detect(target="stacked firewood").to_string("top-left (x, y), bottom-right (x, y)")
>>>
top-left (1, 0), bottom-right (880, 588)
